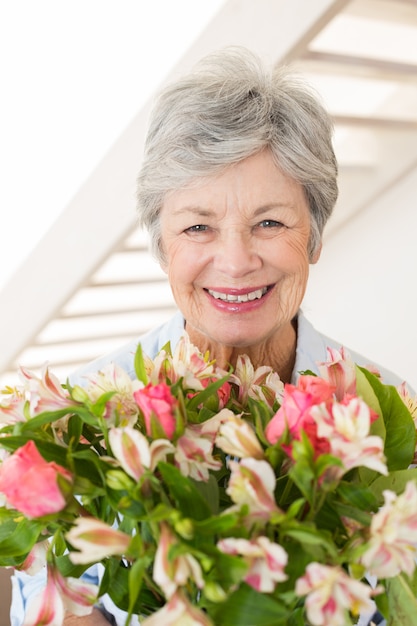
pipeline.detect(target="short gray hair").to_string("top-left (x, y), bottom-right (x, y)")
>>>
top-left (137, 46), bottom-right (338, 261)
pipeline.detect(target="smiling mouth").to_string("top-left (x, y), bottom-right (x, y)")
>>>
top-left (206, 286), bottom-right (270, 303)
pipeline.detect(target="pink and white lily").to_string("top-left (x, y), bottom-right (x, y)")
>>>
top-left (217, 536), bottom-right (288, 592)
top-left (153, 523), bottom-right (204, 599)
top-left (226, 457), bottom-right (280, 523)
top-left (361, 480), bottom-right (417, 578)
top-left (109, 426), bottom-right (174, 480)
top-left (66, 517), bottom-right (132, 564)
top-left (22, 563), bottom-right (98, 626)
top-left (141, 591), bottom-right (214, 626)
top-left (231, 354), bottom-right (283, 406)
top-left (82, 363), bottom-right (141, 426)
top-left (175, 426), bottom-right (222, 481)
top-left (296, 562), bottom-right (377, 626)
top-left (0, 364), bottom-right (74, 425)
top-left (312, 397), bottom-right (387, 476)
top-left (17, 541), bottom-right (49, 575)
top-left (318, 347), bottom-right (357, 401)
top-left (215, 414), bottom-right (264, 459)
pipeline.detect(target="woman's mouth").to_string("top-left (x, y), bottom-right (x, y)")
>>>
top-left (206, 286), bottom-right (270, 303)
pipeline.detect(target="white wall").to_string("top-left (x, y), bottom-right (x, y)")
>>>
top-left (303, 165), bottom-right (417, 390)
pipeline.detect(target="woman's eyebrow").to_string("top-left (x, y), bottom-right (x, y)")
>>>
top-left (252, 203), bottom-right (296, 216)
top-left (170, 206), bottom-right (215, 218)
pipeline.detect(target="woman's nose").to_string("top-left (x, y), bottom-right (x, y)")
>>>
top-left (213, 233), bottom-right (262, 277)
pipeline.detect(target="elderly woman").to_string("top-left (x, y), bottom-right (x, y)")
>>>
top-left (11, 47), bottom-right (398, 626)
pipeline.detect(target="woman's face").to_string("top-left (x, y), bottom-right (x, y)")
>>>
top-left (159, 150), bottom-right (320, 351)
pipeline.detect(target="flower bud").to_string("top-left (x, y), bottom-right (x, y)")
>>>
top-left (105, 469), bottom-right (134, 491)
top-left (70, 385), bottom-right (90, 404)
top-left (174, 517), bottom-right (194, 540)
top-left (203, 581), bottom-right (227, 603)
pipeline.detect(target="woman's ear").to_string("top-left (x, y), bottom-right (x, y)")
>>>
top-left (310, 242), bottom-right (322, 265)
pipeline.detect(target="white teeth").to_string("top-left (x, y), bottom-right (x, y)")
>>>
top-left (208, 287), bottom-right (268, 303)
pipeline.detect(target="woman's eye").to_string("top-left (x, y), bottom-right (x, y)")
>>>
top-left (258, 219), bottom-right (283, 228)
top-left (184, 224), bottom-right (209, 233)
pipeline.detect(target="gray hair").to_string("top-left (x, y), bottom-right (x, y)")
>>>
top-left (137, 46), bottom-right (338, 261)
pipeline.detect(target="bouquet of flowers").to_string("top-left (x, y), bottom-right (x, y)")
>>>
top-left (1, 334), bottom-right (417, 626)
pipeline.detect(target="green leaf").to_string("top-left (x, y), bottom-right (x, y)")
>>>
top-left (186, 374), bottom-right (231, 412)
top-left (88, 391), bottom-right (116, 418)
top-left (355, 366), bottom-right (385, 439)
top-left (283, 525), bottom-right (337, 560)
top-left (102, 559), bottom-right (161, 615)
top-left (211, 583), bottom-right (290, 626)
top-left (157, 462), bottom-right (212, 521)
top-left (134, 342), bottom-right (150, 385)
top-left (370, 471), bottom-right (417, 503)
top-left (384, 574), bottom-right (417, 626)
top-left (358, 367), bottom-right (416, 470)
top-left (208, 551), bottom-right (250, 589)
top-left (18, 407), bottom-right (81, 432)
top-left (67, 414), bottom-right (83, 445)
top-left (127, 558), bottom-right (148, 621)
top-left (0, 513), bottom-right (43, 561)
top-left (192, 474), bottom-right (220, 515)
top-left (249, 398), bottom-right (275, 447)
top-left (337, 480), bottom-right (379, 511)
top-left (288, 436), bottom-right (315, 504)
top-left (194, 512), bottom-right (240, 535)
top-left (287, 607), bottom-right (306, 626)
top-left (0, 436), bottom-right (69, 467)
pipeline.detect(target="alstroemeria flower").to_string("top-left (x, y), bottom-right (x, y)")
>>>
top-left (215, 414), bottom-right (264, 459)
top-left (147, 334), bottom-right (224, 392)
top-left (141, 591), bottom-right (214, 626)
top-left (51, 566), bottom-right (98, 617)
top-left (361, 481), bottom-right (417, 578)
top-left (17, 541), bottom-right (49, 575)
top-left (231, 354), bottom-right (278, 405)
top-left (134, 382), bottom-right (177, 439)
top-left (397, 382), bottom-right (417, 462)
top-left (171, 333), bottom-right (227, 390)
top-left (217, 536), bottom-right (288, 592)
top-left (82, 363), bottom-right (141, 426)
top-left (312, 397), bottom-right (387, 476)
top-left (397, 381), bottom-right (417, 421)
top-left (66, 517), bottom-right (131, 564)
top-left (265, 376), bottom-right (334, 458)
top-left (0, 364), bottom-right (74, 425)
top-left (249, 370), bottom-right (284, 408)
top-left (296, 562), bottom-right (376, 626)
top-left (109, 426), bottom-right (174, 480)
top-left (226, 458), bottom-right (280, 522)
top-left (0, 440), bottom-right (73, 517)
top-left (22, 570), bottom-right (65, 626)
top-left (153, 523), bottom-right (204, 598)
top-left (175, 426), bottom-right (222, 481)
top-left (318, 347), bottom-right (357, 401)
top-left (22, 563), bottom-right (98, 626)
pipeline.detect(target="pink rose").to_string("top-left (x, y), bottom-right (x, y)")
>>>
top-left (0, 440), bottom-right (72, 518)
top-left (265, 376), bottom-right (334, 458)
top-left (134, 383), bottom-right (177, 439)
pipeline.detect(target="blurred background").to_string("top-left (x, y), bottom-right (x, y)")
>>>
top-left (1, 0), bottom-right (417, 390)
